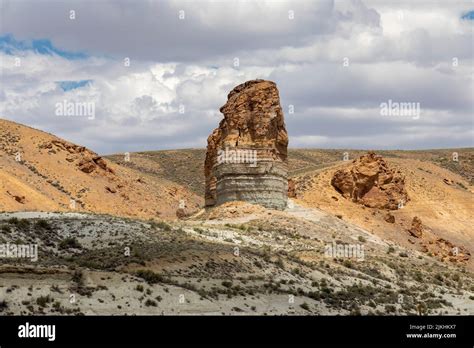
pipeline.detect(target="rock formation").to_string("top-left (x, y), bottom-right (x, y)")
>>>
top-left (6, 191), bottom-right (26, 204)
top-left (288, 178), bottom-right (297, 198)
top-left (408, 216), bottom-right (423, 238)
top-left (205, 79), bottom-right (288, 210)
top-left (43, 139), bottom-right (114, 175)
top-left (331, 152), bottom-right (408, 210)
top-left (384, 212), bottom-right (395, 223)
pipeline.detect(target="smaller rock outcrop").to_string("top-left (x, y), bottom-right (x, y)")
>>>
top-left (7, 191), bottom-right (26, 204)
top-left (384, 212), bottom-right (395, 223)
top-left (44, 139), bottom-right (114, 175)
top-left (331, 152), bottom-right (408, 210)
top-left (408, 216), bottom-right (423, 238)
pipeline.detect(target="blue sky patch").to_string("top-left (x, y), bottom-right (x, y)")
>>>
top-left (0, 34), bottom-right (88, 59)
top-left (57, 80), bottom-right (93, 91)
top-left (461, 10), bottom-right (474, 20)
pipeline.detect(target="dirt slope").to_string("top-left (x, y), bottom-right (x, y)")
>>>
top-left (0, 119), bottom-right (202, 219)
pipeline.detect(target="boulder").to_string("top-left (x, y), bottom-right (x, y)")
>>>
top-left (331, 152), bottom-right (408, 210)
top-left (408, 216), bottom-right (423, 238)
top-left (384, 213), bottom-right (395, 223)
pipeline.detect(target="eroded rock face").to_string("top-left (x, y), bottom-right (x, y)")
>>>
top-left (331, 152), bottom-right (408, 210)
top-left (44, 139), bottom-right (114, 175)
top-left (288, 178), bottom-right (297, 198)
top-left (384, 212), bottom-right (395, 223)
top-left (408, 216), bottom-right (423, 238)
top-left (205, 79), bottom-right (288, 209)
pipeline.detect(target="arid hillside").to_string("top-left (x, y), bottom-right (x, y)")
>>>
top-left (0, 120), bottom-right (473, 316)
top-left (107, 148), bottom-right (473, 270)
top-left (1, 119), bottom-right (472, 270)
top-left (1, 204), bottom-right (473, 315)
top-left (106, 148), bottom-right (474, 197)
top-left (294, 154), bottom-right (474, 270)
top-left (0, 119), bottom-right (202, 219)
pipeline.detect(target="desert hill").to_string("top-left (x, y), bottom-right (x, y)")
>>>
top-left (0, 120), bottom-right (473, 315)
top-left (0, 119), bottom-right (202, 219)
top-left (106, 148), bottom-right (474, 197)
top-left (1, 119), bottom-right (472, 269)
top-left (107, 147), bottom-right (473, 270)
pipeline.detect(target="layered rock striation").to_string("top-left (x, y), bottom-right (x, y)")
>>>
top-left (205, 79), bottom-right (289, 210)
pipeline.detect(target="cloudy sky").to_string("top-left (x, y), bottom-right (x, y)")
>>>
top-left (0, 0), bottom-right (473, 154)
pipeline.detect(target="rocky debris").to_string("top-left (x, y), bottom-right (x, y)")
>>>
top-left (331, 152), bottom-right (408, 210)
top-left (408, 216), bottom-right (423, 238)
top-left (443, 178), bottom-right (452, 185)
top-left (6, 191), bottom-right (26, 204)
top-left (288, 178), bottom-right (297, 198)
top-left (78, 156), bottom-right (114, 174)
top-left (204, 79), bottom-right (289, 210)
top-left (421, 238), bottom-right (471, 264)
top-left (384, 213), bottom-right (395, 223)
top-left (50, 140), bottom-right (86, 154)
top-left (291, 175), bottom-right (314, 195)
top-left (105, 186), bottom-right (117, 194)
top-left (78, 158), bottom-right (95, 173)
top-left (40, 139), bottom-right (114, 175)
top-left (436, 239), bottom-right (471, 263)
top-left (176, 208), bottom-right (187, 219)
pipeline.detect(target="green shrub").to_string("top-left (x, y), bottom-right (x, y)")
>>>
top-left (59, 237), bottom-right (82, 249)
top-left (135, 270), bottom-right (165, 284)
top-left (145, 299), bottom-right (157, 307)
top-left (6, 218), bottom-right (30, 231)
top-left (36, 295), bottom-right (52, 308)
top-left (222, 281), bottom-right (233, 288)
top-left (300, 302), bottom-right (310, 311)
top-left (35, 219), bottom-right (52, 231)
top-left (1, 225), bottom-right (11, 233)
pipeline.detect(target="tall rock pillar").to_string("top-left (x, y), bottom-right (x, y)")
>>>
top-left (204, 79), bottom-right (289, 210)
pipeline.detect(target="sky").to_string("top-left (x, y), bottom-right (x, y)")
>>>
top-left (0, 0), bottom-right (473, 154)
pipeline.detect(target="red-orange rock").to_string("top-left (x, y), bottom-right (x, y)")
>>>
top-left (204, 79), bottom-right (289, 209)
top-left (331, 152), bottom-right (408, 210)
top-left (288, 178), bottom-right (297, 198)
top-left (7, 191), bottom-right (26, 204)
top-left (384, 213), bottom-right (395, 223)
top-left (408, 216), bottom-right (423, 238)
top-left (78, 158), bottom-right (96, 173)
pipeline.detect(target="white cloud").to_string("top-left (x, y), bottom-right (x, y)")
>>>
top-left (0, 0), bottom-right (472, 153)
